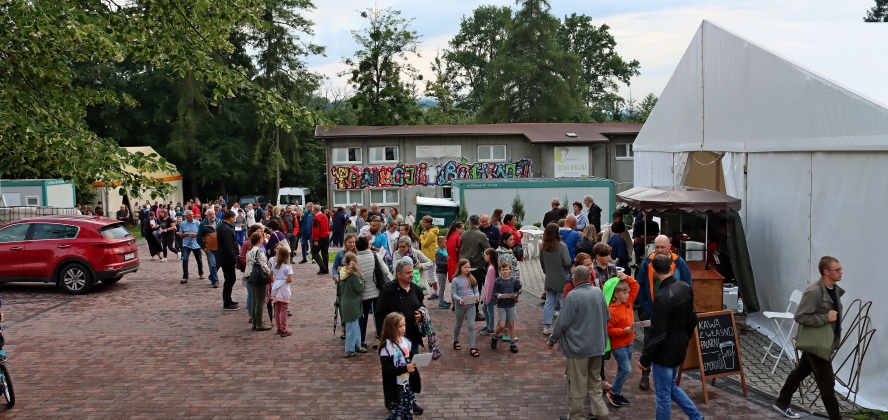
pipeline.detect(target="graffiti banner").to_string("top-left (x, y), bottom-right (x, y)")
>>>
top-left (331, 157), bottom-right (533, 189)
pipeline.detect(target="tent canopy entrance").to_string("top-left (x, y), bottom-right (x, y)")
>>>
top-left (616, 186), bottom-right (758, 313)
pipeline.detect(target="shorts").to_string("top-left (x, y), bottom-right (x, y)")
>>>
top-left (496, 306), bottom-right (518, 323)
top-left (427, 270), bottom-right (438, 285)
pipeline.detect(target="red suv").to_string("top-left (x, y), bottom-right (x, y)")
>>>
top-left (0, 215), bottom-right (139, 294)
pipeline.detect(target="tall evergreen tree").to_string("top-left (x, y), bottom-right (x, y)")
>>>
top-left (342, 7), bottom-right (423, 126)
top-left (249, 0), bottom-right (325, 195)
top-left (864, 0), bottom-right (888, 21)
top-left (477, 0), bottom-right (584, 123)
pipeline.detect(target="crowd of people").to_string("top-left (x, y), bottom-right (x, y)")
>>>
top-left (116, 192), bottom-right (843, 420)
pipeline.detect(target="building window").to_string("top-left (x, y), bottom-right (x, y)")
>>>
top-left (332, 147), bottom-right (362, 164)
top-left (615, 143), bottom-right (634, 160)
top-left (333, 190), bottom-right (363, 206)
top-left (25, 196), bottom-right (39, 206)
top-left (370, 189), bottom-right (399, 206)
top-left (478, 145), bottom-right (507, 162)
top-left (442, 187), bottom-right (452, 199)
top-left (369, 146), bottom-right (399, 163)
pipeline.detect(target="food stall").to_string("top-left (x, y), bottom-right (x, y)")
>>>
top-left (616, 186), bottom-right (759, 314)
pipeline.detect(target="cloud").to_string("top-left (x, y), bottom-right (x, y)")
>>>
top-left (305, 0), bottom-right (875, 99)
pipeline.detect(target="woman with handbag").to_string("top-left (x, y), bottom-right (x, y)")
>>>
top-left (356, 236), bottom-right (389, 349)
top-left (244, 231), bottom-right (272, 331)
top-left (146, 212), bottom-right (163, 261)
top-left (539, 223), bottom-right (571, 336)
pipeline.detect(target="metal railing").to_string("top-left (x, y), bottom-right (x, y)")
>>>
top-left (0, 206), bottom-right (80, 226)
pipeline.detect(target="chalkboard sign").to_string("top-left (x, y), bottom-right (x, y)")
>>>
top-left (676, 310), bottom-right (747, 404)
top-left (697, 312), bottom-right (740, 376)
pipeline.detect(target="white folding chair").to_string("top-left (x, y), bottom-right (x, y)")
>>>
top-left (761, 289), bottom-right (803, 374)
top-left (521, 232), bottom-right (536, 259)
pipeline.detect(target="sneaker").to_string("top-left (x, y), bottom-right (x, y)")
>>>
top-left (428, 293), bottom-right (438, 300)
top-left (223, 304), bottom-right (240, 311)
top-left (298, 260), bottom-right (308, 264)
top-left (256, 323), bottom-right (272, 331)
top-left (438, 302), bottom-right (450, 309)
top-left (280, 330), bottom-right (292, 337)
top-left (543, 327), bottom-right (553, 335)
top-left (772, 404), bottom-right (801, 419)
top-left (509, 342), bottom-right (518, 353)
top-left (500, 334), bottom-right (511, 341)
top-left (199, 275), bottom-right (205, 280)
top-left (180, 279), bottom-right (188, 284)
top-left (639, 376), bottom-right (650, 390)
top-left (160, 258), bottom-right (168, 262)
top-left (478, 327), bottom-right (490, 336)
top-left (606, 391), bottom-right (619, 407)
top-left (211, 283), bottom-right (219, 288)
top-left (616, 394), bottom-right (631, 406)
top-left (553, 310), bottom-right (560, 318)
top-left (475, 313), bottom-right (485, 322)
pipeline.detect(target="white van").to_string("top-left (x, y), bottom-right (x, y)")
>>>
top-left (277, 187), bottom-right (310, 207)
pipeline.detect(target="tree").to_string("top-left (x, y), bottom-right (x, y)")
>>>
top-left (477, 0), bottom-right (584, 123)
top-left (557, 14), bottom-right (640, 109)
top-left (864, 0), bottom-right (888, 21)
top-left (249, 0), bottom-right (324, 195)
top-left (511, 192), bottom-right (525, 224)
top-left (444, 6), bottom-right (513, 114)
top-left (342, 7), bottom-right (423, 126)
top-left (423, 53), bottom-right (469, 125)
top-left (0, 0), bottom-right (319, 199)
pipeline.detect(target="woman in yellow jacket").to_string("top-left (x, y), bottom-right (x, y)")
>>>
top-left (419, 216), bottom-right (440, 298)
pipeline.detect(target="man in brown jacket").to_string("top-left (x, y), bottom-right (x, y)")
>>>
top-left (460, 214), bottom-right (490, 321)
top-left (772, 256), bottom-right (844, 419)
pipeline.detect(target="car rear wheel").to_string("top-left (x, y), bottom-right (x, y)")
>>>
top-left (100, 275), bottom-right (123, 284)
top-left (59, 263), bottom-right (94, 295)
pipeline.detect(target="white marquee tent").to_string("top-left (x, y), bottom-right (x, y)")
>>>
top-left (634, 20), bottom-right (888, 408)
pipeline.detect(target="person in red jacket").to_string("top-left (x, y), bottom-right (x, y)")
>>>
top-left (606, 273), bottom-right (639, 407)
top-left (312, 207), bottom-right (331, 275)
top-left (446, 221), bottom-right (465, 281)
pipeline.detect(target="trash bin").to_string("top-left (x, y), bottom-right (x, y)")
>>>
top-left (415, 197), bottom-right (459, 229)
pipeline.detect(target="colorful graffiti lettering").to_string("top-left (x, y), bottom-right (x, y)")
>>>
top-left (331, 158), bottom-right (533, 189)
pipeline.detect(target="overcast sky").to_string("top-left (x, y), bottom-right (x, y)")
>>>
top-left (303, 0), bottom-right (875, 99)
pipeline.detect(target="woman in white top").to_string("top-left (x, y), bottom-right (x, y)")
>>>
top-left (245, 203), bottom-right (256, 226)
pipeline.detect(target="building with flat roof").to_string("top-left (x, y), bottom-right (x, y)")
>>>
top-left (315, 123), bottom-right (642, 213)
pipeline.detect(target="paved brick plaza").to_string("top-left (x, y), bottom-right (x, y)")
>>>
top-left (0, 243), bottom-right (813, 419)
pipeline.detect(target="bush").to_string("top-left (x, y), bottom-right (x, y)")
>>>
top-left (511, 192), bottom-right (525, 224)
top-left (533, 222), bottom-right (542, 228)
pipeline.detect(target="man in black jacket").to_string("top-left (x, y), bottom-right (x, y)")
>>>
top-left (638, 254), bottom-right (702, 420)
top-left (583, 194), bottom-right (602, 233)
top-left (542, 198), bottom-right (561, 227)
top-left (216, 210), bottom-right (240, 311)
top-left (331, 206), bottom-right (346, 247)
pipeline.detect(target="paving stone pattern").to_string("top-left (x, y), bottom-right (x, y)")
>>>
top-left (0, 244), bottom-right (817, 418)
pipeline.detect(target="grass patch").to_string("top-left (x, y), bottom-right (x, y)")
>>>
top-left (845, 408), bottom-right (888, 420)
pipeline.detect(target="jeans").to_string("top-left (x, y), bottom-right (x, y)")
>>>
top-left (775, 351), bottom-right (842, 420)
top-left (250, 283), bottom-right (267, 328)
top-left (245, 283), bottom-right (252, 316)
top-left (359, 298), bottom-right (377, 345)
top-left (181, 247), bottom-right (204, 280)
top-left (483, 301), bottom-right (496, 331)
top-left (610, 344), bottom-right (633, 396)
top-left (345, 319), bottom-right (361, 352)
top-left (331, 230), bottom-right (344, 247)
top-left (286, 233), bottom-right (298, 260)
top-left (220, 264), bottom-right (236, 306)
top-left (300, 233), bottom-right (311, 260)
top-left (161, 232), bottom-right (178, 258)
top-left (236, 230), bottom-right (245, 246)
top-left (312, 237), bottom-right (330, 273)
top-left (205, 250), bottom-right (219, 284)
top-left (543, 290), bottom-right (560, 326)
top-left (651, 363), bottom-right (703, 420)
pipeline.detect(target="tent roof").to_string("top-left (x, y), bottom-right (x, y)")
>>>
top-left (616, 186), bottom-right (741, 213)
top-left (634, 20), bottom-right (888, 153)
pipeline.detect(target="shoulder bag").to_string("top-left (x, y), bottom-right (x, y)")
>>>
top-left (795, 323), bottom-right (835, 360)
top-left (373, 254), bottom-right (389, 291)
top-left (247, 249), bottom-right (270, 286)
top-left (512, 244), bottom-right (524, 260)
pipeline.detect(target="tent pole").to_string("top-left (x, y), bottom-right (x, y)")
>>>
top-left (705, 214), bottom-right (710, 269)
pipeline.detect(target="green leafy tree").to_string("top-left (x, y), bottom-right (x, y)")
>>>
top-left (557, 14), bottom-right (640, 109)
top-left (864, 0), bottom-right (888, 21)
top-left (0, 0), bottom-right (319, 199)
top-left (423, 53), bottom-right (469, 125)
top-left (477, 0), bottom-right (584, 123)
top-left (342, 7), bottom-right (423, 126)
top-left (444, 6), bottom-right (513, 114)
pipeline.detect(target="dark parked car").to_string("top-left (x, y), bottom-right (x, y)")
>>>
top-left (237, 195), bottom-right (269, 208)
top-left (0, 215), bottom-right (139, 294)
